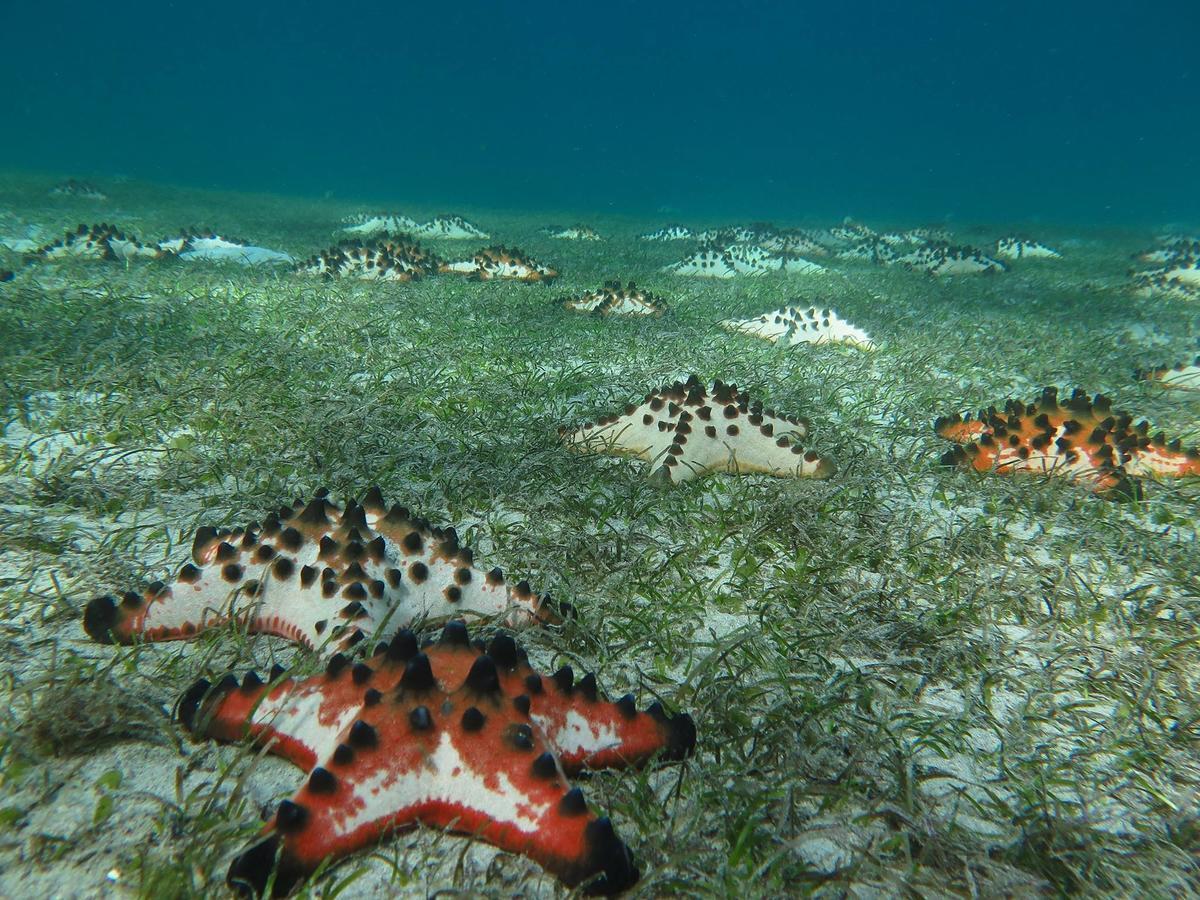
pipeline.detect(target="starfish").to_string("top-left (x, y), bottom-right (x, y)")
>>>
top-left (662, 245), bottom-right (740, 278)
top-left (545, 224), bottom-right (603, 241)
top-left (441, 246), bottom-right (559, 282)
top-left (664, 242), bottom-right (822, 278)
top-left (34, 223), bottom-right (163, 262)
top-left (413, 215), bottom-right (489, 240)
top-left (562, 280), bottom-right (667, 318)
top-left (156, 230), bottom-right (293, 265)
top-left (1133, 255), bottom-right (1200, 300)
top-left (935, 386), bottom-right (1200, 498)
top-left (727, 243), bottom-right (824, 274)
top-left (829, 221), bottom-right (878, 243)
top-left (898, 242), bottom-right (1006, 276)
top-left (49, 178), bottom-right (108, 200)
top-left (759, 230), bottom-right (830, 257)
top-left (340, 213), bottom-right (419, 236)
top-left (721, 305), bottom-right (876, 350)
top-left (874, 231), bottom-right (920, 247)
top-left (836, 238), bottom-right (900, 265)
top-left (995, 236), bottom-right (1061, 259)
top-left (559, 375), bottom-right (834, 485)
top-left (906, 226), bottom-right (954, 243)
top-left (180, 621), bottom-right (696, 896)
top-left (83, 488), bottom-right (565, 656)
top-left (1137, 356), bottom-right (1200, 391)
top-left (297, 239), bottom-right (443, 281)
top-left (638, 224), bottom-right (693, 241)
top-left (33, 225), bottom-right (290, 266)
top-left (692, 224), bottom-right (831, 259)
top-left (696, 225), bottom-right (765, 243)
top-left (1135, 237), bottom-right (1200, 265)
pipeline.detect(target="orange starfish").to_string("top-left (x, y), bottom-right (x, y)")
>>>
top-left (935, 386), bottom-right (1200, 498)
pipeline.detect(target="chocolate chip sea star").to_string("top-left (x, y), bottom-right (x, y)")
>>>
top-left (936, 386), bottom-right (1200, 498)
top-left (84, 489), bottom-right (564, 656)
top-left (181, 621), bottom-right (695, 896)
top-left (560, 375), bottom-right (834, 485)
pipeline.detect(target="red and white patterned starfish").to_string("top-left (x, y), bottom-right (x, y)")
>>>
top-left (181, 621), bottom-right (696, 896)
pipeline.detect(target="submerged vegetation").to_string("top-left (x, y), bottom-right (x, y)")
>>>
top-left (1, 175), bottom-right (1198, 897)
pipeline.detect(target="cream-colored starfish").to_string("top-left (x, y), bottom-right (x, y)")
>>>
top-left (995, 237), bottom-right (1061, 259)
top-left (559, 375), bottom-right (834, 484)
top-left (1137, 356), bottom-right (1200, 391)
top-left (898, 243), bottom-right (1006, 275)
top-left (1133, 256), bottom-right (1200, 300)
top-left (721, 305), bottom-right (876, 350)
top-left (340, 213), bottom-right (419, 236)
top-left (561, 281), bottom-right (667, 317)
top-left (413, 215), bottom-right (489, 239)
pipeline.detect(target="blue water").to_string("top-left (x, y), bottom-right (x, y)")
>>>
top-left (2, 0), bottom-right (1197, 225)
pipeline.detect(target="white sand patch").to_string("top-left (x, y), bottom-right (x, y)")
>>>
top-left (0, 743), bottom-right (296, 900)
top-left (695, 608), bottom-right (757, 641)
top-left (791, 834), bottom-right (853, 873)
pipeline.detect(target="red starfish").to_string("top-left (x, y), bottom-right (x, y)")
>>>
top-left (180, 621), bottom-right (695, 896)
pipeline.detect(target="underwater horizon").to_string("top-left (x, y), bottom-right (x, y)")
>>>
top-left (1, 0), bottom-right (1198, 225)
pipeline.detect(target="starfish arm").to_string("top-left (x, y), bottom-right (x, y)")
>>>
top-left (658, 411), bottom-right (828, 483)
top-left (83, 556), bottom-right (280, 647)
top-left (1122, 444), bottom-right (1200, 478)
top-left (361, 493), bottom-right (559, 627)
top-left (444, 247), bottom-right (556, 282)
top-left (511, 664), bottom-right (696, 772)
top-left (564, 293), bottom-right (604, 313)
top-left (561, 399), bottom-right (678, 462)
top-left (235, 715), bottom-right (635, 897)
top-left (179, 660), bottom-right (381, 771)
top-left (1141, 359), bottom-right (1200, 391)
top-left (933, 413), bottom-right (989, 443)
top-left (400, 629), bottom-right (697, 772)
top-left (561, 283), bottom-right (666, 318)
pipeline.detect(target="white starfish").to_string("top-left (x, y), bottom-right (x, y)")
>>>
top-left (721, 305), bottom-right (876, 350)
top-left (561, 281), bottom-right (667, 317)
top-left (560, 376), bottom-right (834, 485)
top-left (341, 214), bottom-right (419, 236)
top-left (414, 215), bottom-right (489, 239)
top-left (995, 237), bottom-right (1061, 259)
top-left (898, 243), bottom-right (1006, 275)
top-left (1138, 356), bottom-right (1200, 391)
top-left (639, 225), bottom-right (694, 240)
top-left (83, 488), bottom-right (563, 657)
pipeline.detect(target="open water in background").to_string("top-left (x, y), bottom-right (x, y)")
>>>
top-left (1, 0), bottom-right (1197, 226)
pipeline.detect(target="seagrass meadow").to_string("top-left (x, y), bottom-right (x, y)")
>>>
top-left (1, 174), bottom-right (1199, 898)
